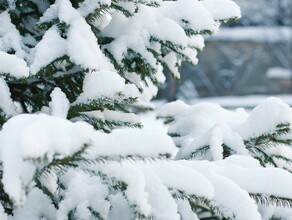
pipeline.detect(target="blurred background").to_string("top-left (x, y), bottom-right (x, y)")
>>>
top-left (157, 0), bottom-right (292, 108)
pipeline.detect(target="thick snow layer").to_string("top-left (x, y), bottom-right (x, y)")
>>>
top-left (102, 10), bottom-right (158, 67)
top-left (49, 87), bottom-right (69, 118)
top-left (159, 97), bottom-right (292, 162)
top-left (159, 100), bottom-right (247, 138)
top-left (188, 35), bottom-right (205, 50)
top-left (37, 0), bottom-right (112, 72)
top-left (78, 0), bottom-right (111, 17)
top-left (0, 78), bottom-right (18, 116)
top-left (100, 0), bottom-right (238, 103)
top-left (184, 157), bottom-right (261, 219)
top-left (217, 166), bottom-right (292, 199)
top-left (86, 128), bottom-right (176, 158)
top-left (143, 161), bottom-right (214, 199)
top-left (76, 70), bottom-right (125, 103)
top-left (0, 113), bottom-right (176, 206)
top-left (94, 162), bottom-right (151, 216)
top-left (139, 111), bottom-right (168, 134)
top-left (142, 169), bottom-right (180, 220)
top-left (177, 199), bottom-right (199, 220)
top-left (0, 11), bottom-right (25, 59)
top-left (1, 105), bottom-right (292, 219)
top-left (160, 0), bottom-right (217, 33)
top-left (0, 204), bottom-right (7, 220)
top-left (201, 0), bottom-right (241, 21)
top-left (183, 157), bottom-right (292, 219)
top-left (58, 170), bottom-right (110, 220)
top-left (0, 114), bottom-right (94, 204)
top-left (162, 52), bottom-right (181, 78)
top-left (237, 97), bottom-right (292, 139)
top-left (12, 188), bottom-right (56, 220)
top-left (189, 95), bottom-right (292, 109)
top-left (0, 51), bottom-right (29, 78)
top-left (30, 28), bottom-right (66, 74)
top-left (103, 110), bottom-right (140, 124)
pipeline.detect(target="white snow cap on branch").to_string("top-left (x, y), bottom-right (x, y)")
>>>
top-left (0, 78), bottom-right (19, 116)
top-left (35, 0), bottom-right (113, 72)
top-left (158, 97), bottom-right (292, 161)
top-left (0, 113), bottom-right (176, 205)
top-left (0, 114), bottom-right (94, 204)
top-left (201, 0), bottom-right (241, 21)
top-left (0, 51), bottom-right (29, 78)
top-left (49, 87), bottom-right (70, 118)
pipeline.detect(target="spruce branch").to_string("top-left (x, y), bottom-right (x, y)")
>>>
top-left (0, 166), bottom-right (14, 215)
top-left (171, 189), bottom-right (228, 220)
top-left (250, 193), bottom-right (292, 208)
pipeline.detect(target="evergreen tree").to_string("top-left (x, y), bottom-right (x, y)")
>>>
top-left (158, 98), bottom-right (292, 218)
top-left (1, 0), bottom-right (292, 219)
top-left (0, 0), bottom-right (239, 132)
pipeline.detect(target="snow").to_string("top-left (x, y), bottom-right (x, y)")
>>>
top-left (142, 169), bottom-right (180, 220)
top-left (201, 0), bottom-right (241, 21)
top-left (36, 0), bottom-right (113, 73)
top-left (0, 51), bottom-right (29, 78)
top-left (158, 97), bottom-right (292, 164)
top-left (99, 0), bottom-right (240, 104)
top-left (181, 157), bottom-right (292, 220)
top-left (140, 111), bottom-right (168, 134)
top-left (187, 35), bottom-right (205, 51)
top-left (49, 87), bottom-right (70, 118)
top-left (0, 204), bottom-right (7, 220)
top-left (1, 96), bottom-right (292, 218)
top-left (189, 95), bottom-right (292, 109)
top-left (0, 113), bottom-right (175, 208)
top-left (143, 161), bottom-right (215, 199)
top-left (1, 0), bottom-right (292, 218)
top-left (0, 78), bottom-right (18, 116)
top-left (30, 28), bottom-right (66, 75)
top-left (102, 10), bottom-right (158, 68)
top-left (237, 97), bottom-right (292, 139)
top-left (78, 0), bottom-right (111, 17)
top-left (93, 162), bottom-right (151, 216)
top-left (58, 169), bottom-right (110, 220)
top-left (12, 188), bottom-right (56, 220)
top-left (103, 110), bottom-right (140, 124)
top-left (108, 193), bottom-right (133, 219)
top-left (163, 52), bottom-right (181, 79)
top-left (76, 70), bottom-right (125, 103)
top-left (214, 163), bottom-right (292, 199)
top-left (123, 84), bottom-right (140, 98)
top-left (176, 199), bottom-right (199, 220)
top-left (158, 100), bottom-right (247, 139)
top-left (0, 11), bottom-right (25, 59)
top-left (0, 113), bottom-right (94, 204)
top-left (86, 128), bottom-right (176, 159)
top-left (160, 0), bottom-right (218, 33)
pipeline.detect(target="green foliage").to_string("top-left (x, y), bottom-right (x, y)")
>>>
top-left (172, 189), bottom-right (230, 220)
top-left (250, 193), bottom-right (292, 208)
top-left (170, 122), bottom-right (292, 172)
top-left (0, 0), bottom-right (144, 131)
top-left (3, 0), bottom-right (287, 219)
top-left (245, 123), bottom-right (292, 170)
